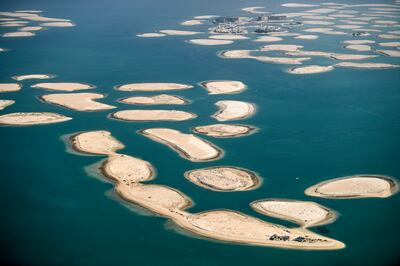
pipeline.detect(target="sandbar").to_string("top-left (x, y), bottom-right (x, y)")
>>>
top-left (200, 80), bottom-right (246, 94)
top-left (115, 82), bottom-right (192, 91)
top-left (212, 100), bottom-right (255, 121)
top-left (295, 35), bottom-right (319, 40)
top-left (188, 39), bottom-right (233, 45)
top-left (288, 65), bottom-right (334, 74)
top-left (40, 22), bottom-right (75, 27)
top-left (242, 6), bottom-right (268, 14)
top-left (119, 94), bottom-right (188, 105)
top-left (251, 199), bottom-right (337, 228)
top-left (376, 49), bottom-right (400, 57)
top-left (305, 175), bottom-right (398, 199)
top-left (282, 3), bottom-right (318, 7)
top-left (12, 74), bottom-right (54, 81)
top-left (0, 83), bottom-right (21, 92)
top-left (32, 82), bottom-right (95, 91)
top-left (260, 44), bottom-right (303, 52)
top-left (343, 40), bottom-right (375, 44)
top-left (378, 42), bottom-right (400, 47)
top-left (2, 31), bottom-right (35, 37)
top-left (41, 92), bottom-right (116, 111)
top-left (335, 62), bottom-right (400, 68)
top-left (192, 124), bottom-right (255, 138)
top-left (253, 36), bottom-right (283, 42)
top-left (159, 30), bottom-right (200, 36)
top-left (181, 20), bottom-right (203, 26)
top-left (302, 20), bottom-right (334, 25)
top-left (209, 34), bottom-right (248, 40)
top-left (0, 112), bottom-right (71, 126)
top-left (286, 50), bottom-right (377, 60)
top-left (140, 128), bottom-right (222, 162)
top-left (0, 100), bottom-right (15, 110)
top-left (18, 26), bottom-right (43, 31)
top-left (344, 44), bottom-right (371, 51)
top-left (70, 130), bottom-right (124, 155)
top-left (136, 33), bottom-right (166, 38)
top-left (101, 154), bottom-right (155, 184)
top-left (378, 34), bottom-right (400, 39)
top-left (184, 166), bottom-right (260, 192)
top-left (112, 110), bottom-right (196, 122)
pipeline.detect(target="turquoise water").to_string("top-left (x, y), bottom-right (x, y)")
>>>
top-left (1, 0), bottom-right (399, 265)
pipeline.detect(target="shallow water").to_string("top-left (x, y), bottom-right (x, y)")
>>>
top-left (1, 0), bottom-right (399, 265)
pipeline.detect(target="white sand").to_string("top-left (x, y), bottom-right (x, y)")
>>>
top-left (159, 30), bottom-right (201, 36)
top-left (335, 24), bottom-right (362, 29)
top-left (378, 34), bottom-right (400, 39)
top-left (193, 124), bottom-right (255, 138)
top-left (209, 34), bottom-right (248, 40)
top-left (288, 65), bottom-right (334, 74)
top-left (255, 56), bottom-right (311, 64)
top-left (345, 44), bottom-right (371, 51)
top-left (136, 33), bottom-right (166, 38)
top-left (305, 8), bottom-right (337, 14)
top-left (251, 199), bottom-right (337, 228)
top-left (181, 20), bottom-right (203, 26)
top-left (302, 20), bottom-right (335, 25)
top-left (188, 39), bottom-right (233, 45)
top-left (282, 3), bottom-right (318, 7)
top-left (378, 42), bottom-right (400, 47)
top-left (41, 93), bottom-right (116, 111)
top-left (0, 112), bottom-right (71, 126)
top-left (0, 83), bottom-right (21, 92)
top-left (102, 154), bottom-right (154, 184)
top-left (185, 166), bottom-right (260, 192)
top-left (71, 130), bottom-right (124, 155)
top-left (212, 100), bottom-right (255, 121)
top-left (335, 62), bottom-right (400, 68)
top-left (2, 31), bottom-right (35, 37)
top-left (220, 49), bottom-right (253, 59)
top-left (343, 40), bottom-right (375, 44)
top-left (193, 15), bottom-right (217, 19)
top-left (200, 80), bottom-right (246, 94)
top-left (242, 6), bottom-right (268, 14)
top-left (377, 49), bottom-right (400, 57)
top-left (120, 94), bottom-right (188, 105)
top-left (253, 36), bottom-right (283, 42)
top-left (40, 22), bottom-right (75, 27)
top-left (295, 35), bottom-right (319, 40)
top-left (0, 100), bottom-right (15, 110)
top-left (18, 26), bottom-right (43, 31)
top-left (260, 44), bottom-right (303, 52)
top-left (12, 74), bottom-right (54, 81)
top-left (286, 50), bottom-right (377, 60)
top-left (141, 128), bottom-right (222, 162)
top-left (305, 175), bottom-right (398, 198)
top-left (115, 83), bottom-right (192, 91)
top-left (32, 82), bottom-right (94, 91)
top-left (112, 110), bottom-right (196, 121)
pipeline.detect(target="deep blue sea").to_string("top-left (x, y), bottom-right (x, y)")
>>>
top-left (0, 0), bottom-right (399, 265)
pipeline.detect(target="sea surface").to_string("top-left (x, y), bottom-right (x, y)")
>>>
top-left (0, 0), bottom-right (399, 265)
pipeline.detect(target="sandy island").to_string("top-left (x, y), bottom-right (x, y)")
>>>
top-left (212, 100), bottom-right (255, 121)
top-left (40, 22), bottom-right (75, 27)
top-left (18, 26), bottom-right (43, 31)
top-left (288, 65), bottom-right (334, 74)
top-left (119, 94), bottom-right (189, 105)
top-left (115, 83), bottom-right (192, 92)
top-left (41, 93), bottom-right (116, 111)
top-left (286, 50), bottom-right (377, 60)
top-left (209, 34), bottom-right (248, 40)
top-left (344, 44), bottom-right (372, 51)
top-left (0, 83), bottom-right (21, 92)
top-left (305, 175), bottom-right (398, 199)
top-left (0, 112), bottom-right (71, 126)
top-left (112, 110), bottom-right (196, 122)
top-left (200, 80), bottom-right (246, 94)
top-left (188, 39), bottom-right (233, 45)
top-left (140, 128), bottom-right (222, 162)
top-left (251, 199), bottom-right (337, 228)
top-left (159, 30), bottom-right (200, 36)
top-left (0, 100), bottom-right (15, 110)
top-left (101, 154), bottom-right (155, 184)
top-left (12, 74), bottom-right (54, 81)
top-left (192, 124), bottom-right (255, 138)
top-left (70, 130), bottom-right (124, 156)
top-left (335, 62), bottom-right (400, 69)
top-left (181, 20), bottom-right (203, 26)
top-left (136, 33), bottom-right (166, 38)
top-left (343, 40), bottom-right (375, 44)
top-left (295, 35), bottom-right (319, 40)
top-left (2, 31), bottom-right (35, 37)
top-left (32, 82), bottom-right (95, 91)
top-left (378, 42), bottom-right (400, 47)
top-left (376, 49), bottom-right (400, 57)
top-left (185, 166), bottom-right (260, 192)
top-left (253, 36), bottom-right (283, 42)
